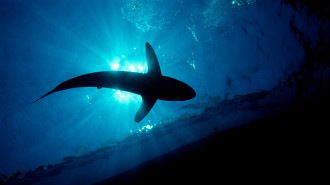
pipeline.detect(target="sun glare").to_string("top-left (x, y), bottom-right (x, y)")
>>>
top-left (107, 56), bottom-right (148, 103)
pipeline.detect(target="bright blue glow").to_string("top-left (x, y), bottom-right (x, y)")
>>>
top-left (108, 58), bottom-right (120, 70)
top-left (1, 0), bottom-right (323, 184)
top-left (107, 57), bottom-right (147, 74)
top-left (106, 56), bottom-right (148, 103)
top-left (111, 89), bottom-right (142, 103)
top-left (129, 123), bottom-right (154, 134)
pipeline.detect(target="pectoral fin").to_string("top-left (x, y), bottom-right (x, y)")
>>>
top-left (135, 96), bottom-right (157, 123)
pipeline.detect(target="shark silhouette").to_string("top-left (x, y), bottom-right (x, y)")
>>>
top-left (33, 42), bottom-right (196, 122)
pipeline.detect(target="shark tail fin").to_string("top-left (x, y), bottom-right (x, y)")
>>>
top-left (31, 90), bottom-right (56, 104)
top-left (145, 42), bottom-right (162, 77)
top-left (135, 96), bottom-right (157, 123)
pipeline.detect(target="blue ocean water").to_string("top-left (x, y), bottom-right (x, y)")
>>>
top-left (0, 0), bottom-right (328, 184)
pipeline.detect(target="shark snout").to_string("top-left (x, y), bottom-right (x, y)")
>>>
top-left (191, 88), bottom-right (196, 98)
top-left (187, 86), bottom-right (196, 99)
top-left (178, 83), bottom-right (196, 100)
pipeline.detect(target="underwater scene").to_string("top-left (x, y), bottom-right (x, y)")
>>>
top-left (0, 0), bottom-right (329, 184)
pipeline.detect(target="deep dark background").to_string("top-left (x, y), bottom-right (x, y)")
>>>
top-left (97, 93), bottom-right (329, 184)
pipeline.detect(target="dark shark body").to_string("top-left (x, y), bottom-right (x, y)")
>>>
top-left (33, 42), bottom-right (196, 122)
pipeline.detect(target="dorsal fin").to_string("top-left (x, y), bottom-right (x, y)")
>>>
top-left (145, 42), bottom-right (161, 76)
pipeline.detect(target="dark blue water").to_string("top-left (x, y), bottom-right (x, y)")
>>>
top-left (0, 0), bottom-right (328, 184)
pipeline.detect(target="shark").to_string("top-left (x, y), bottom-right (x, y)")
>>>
top-left (33, 42), bottom-right (196, 122)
